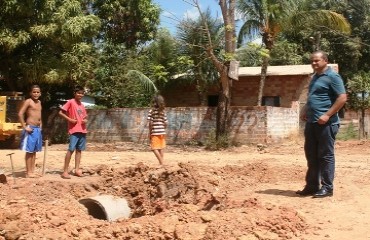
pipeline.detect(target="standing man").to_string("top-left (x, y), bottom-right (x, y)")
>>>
top-left (297, 51), bottom-right (347, 198)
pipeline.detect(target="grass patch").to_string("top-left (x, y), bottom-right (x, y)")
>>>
top-left (337, 122), bottom-right (358, 140)
top-left (205, 130), bottom-right (231, 150)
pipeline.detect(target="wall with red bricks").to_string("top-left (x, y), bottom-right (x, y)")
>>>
top-left (46, 106), bottom-right (299, 145)
top-left (233, 75), bottom-right (310, 107)
top-left (163, 75), bottom-right (311, 108)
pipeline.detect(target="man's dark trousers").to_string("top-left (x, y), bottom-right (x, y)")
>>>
top-left (304, 122), bottom-right (339, 191)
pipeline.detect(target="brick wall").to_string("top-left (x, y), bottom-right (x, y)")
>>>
top-left (47, 106), bottom-right (299, 145)
top-left (232, 75), bottom-right (310, 107)
top-left (163, 75), bottom-right (311, 107)
top-left (267, 105), bottom-right (300, 142)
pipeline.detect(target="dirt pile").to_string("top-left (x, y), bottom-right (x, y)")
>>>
top-left (0, 160), bottom-right (308, 240)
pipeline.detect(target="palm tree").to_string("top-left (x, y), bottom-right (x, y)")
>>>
top-left (177, 9), bottom-right (223, 106)
top-left (126, 70), bottom-right (158, 93)
top-left (237, 0), bottom-right (351, 106)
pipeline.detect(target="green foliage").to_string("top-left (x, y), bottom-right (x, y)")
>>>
top-left (280, 0), bottom-right (367, 81)
top-left (224, 52), bottom-right (236, 62)
top-left (62, 42), bottom-right (98, 85)
top-left (1, 0), bottom-right (367, 114)
top-left (337, 122), bottom-right (358, 140)
top-left (237, 0), bottom-right (293, 48)
top-left (176, 9), bottom-right (223, 104)
top-left (269, 39), bottom-right (303, 65)
top-left (126, 70), bottom-right (158, 93)
top-left (237, 0), bottom-right (351, 52)
top-left (93, 0), bottom-right (160, 48)
top-left (0, 0), bottom-right (101, 91)
top-left (205, 130), bottom-right (231, 150)
top-left (91, 43), bottom-right (153, 108)
top-left (143, 28), bottom-right (184, 85)
top-left (50, 131), bottom-right (69, 144)
top-left (0, 0), bottom-right (160, 103)
top-left (289, 10), bottom-right (350, 35)
top-left (322, 0), bottom-right (369, 79)
top-left (236, 43), bottom-right (266, 66)
top-left (347, 71), bottom-right (370, 110)
top-left (183, 139), bottom-right (204, 147)
top-left (237, 0), bottom-right (351, 106)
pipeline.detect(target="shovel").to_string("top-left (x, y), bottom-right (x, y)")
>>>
top-left (6, 153), bottom-right (16, 184)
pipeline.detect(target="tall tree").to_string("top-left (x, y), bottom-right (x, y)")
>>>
top-left (237, 0), bottom-right (351, 106)
top-left (347, 71), bottom-right (370, 139)
top-left (190, 0), bottom-right (237, 141)
top-left (93, 0), bottom-right (160, 48)
top-left (305, 0), bottom-right (370, 78)
top-left (90, 43), bottom-right (155, 108)
top-left (144, 28), bottom-right (183, 86)
top-left (88, 0), bottom-right (161, 107)
top-left (235, 43), bottom-right (266, 67)
top-left (0, 0), bottom-right (101, 91)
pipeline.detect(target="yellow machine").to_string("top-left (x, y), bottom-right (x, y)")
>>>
top-left (0, 92), bottom-right (24, 148)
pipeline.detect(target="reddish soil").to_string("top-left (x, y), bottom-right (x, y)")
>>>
top-left (1, 139), bottom-right (370, 240)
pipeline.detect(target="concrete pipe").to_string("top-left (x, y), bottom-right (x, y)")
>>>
top-left (79, 195), bottom-right (131, 221)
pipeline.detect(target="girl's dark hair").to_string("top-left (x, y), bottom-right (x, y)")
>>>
top-left (152, 94), bottom-right (165, 112)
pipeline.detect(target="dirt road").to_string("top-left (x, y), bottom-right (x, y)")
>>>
top-left (0, 140), bottom-right (369, 239)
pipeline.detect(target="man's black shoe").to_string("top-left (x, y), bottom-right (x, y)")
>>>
top-left (296, 188), bottom-right (318, 196)
top-left (312, 189), bottom-right (333, 198)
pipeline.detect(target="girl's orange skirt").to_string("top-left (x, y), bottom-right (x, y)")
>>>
top-left (150, 135), bottom-right (166, 150)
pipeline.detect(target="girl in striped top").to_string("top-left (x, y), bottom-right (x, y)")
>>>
top-left (147, 95), bottom-right (168, 165)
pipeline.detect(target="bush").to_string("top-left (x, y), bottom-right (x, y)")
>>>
top-left (205, 130), bottom-right (231, 150)
top-left (337, 122), bottom-right (358, 140)
top-left (50, 131), bottom-right (69, 144)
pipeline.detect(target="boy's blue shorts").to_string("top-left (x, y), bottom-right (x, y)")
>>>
top-left (20, 126), bottom-right (42, 153)
top-left (68, 133), bottom-right (86, 151)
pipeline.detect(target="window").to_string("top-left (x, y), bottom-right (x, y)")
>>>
top-left (208, 95), bottom-right (219, 107)
top-left (262, 96), bottom-right (280, 107)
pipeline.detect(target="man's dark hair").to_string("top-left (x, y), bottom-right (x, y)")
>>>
top-left (312, 50), bottom-right (328, 61)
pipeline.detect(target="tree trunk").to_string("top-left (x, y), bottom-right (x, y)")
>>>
top-left (193, 0), bottom-right (236, 140)
top-left (1, 60), bottom-right (17, 91)
top-left (216, 67), bottom-right (232, 138)
top-left (360, 108), bottom-right (365, 139)
top-left (196, 74), bottom-right (208, 106)
top-left (197, 87), bottom-right (208, 106)
top-left (257, 56), bottom-right (269, 106)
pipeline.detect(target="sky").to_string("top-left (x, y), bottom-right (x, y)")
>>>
top-left (153, 0), bottom-right (222, 34)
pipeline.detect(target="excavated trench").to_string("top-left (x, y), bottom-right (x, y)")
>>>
top-left (80, 162), bottom-right (222, 220)
top-left (0, 161), bottom-right (309, 239)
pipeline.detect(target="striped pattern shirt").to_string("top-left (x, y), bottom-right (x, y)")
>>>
top-left (147, 108), bottom-right (167, 135)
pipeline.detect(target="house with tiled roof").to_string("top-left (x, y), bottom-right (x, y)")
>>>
top-left (163, 64), bottom-right (339, 108)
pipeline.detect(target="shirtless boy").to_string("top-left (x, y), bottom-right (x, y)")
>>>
top-left (18, 85), bottom-right (43, 178)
